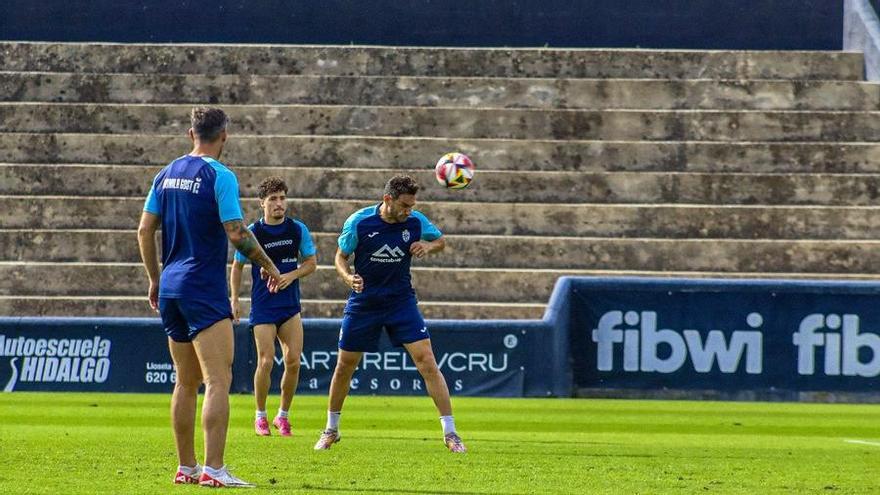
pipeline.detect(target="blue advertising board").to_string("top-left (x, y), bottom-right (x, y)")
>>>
top-left (253, 319), bottom-right (544, 397)
top-left (568, 278), bottom-right (880, 394)
top-left (6, 277), bottom-right (880, 399)
top-left (0, 317), bottom-right (568, 397)
top-left (0, 318), bottom-right (178, 393)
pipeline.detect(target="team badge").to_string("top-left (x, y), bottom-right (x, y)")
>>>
top-left (402, 229), bottom-right (410, 242)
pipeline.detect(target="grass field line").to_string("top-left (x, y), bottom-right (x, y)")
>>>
top-left (844, 438), bottom-right (880, 447)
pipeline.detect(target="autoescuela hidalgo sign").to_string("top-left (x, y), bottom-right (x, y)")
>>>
top-left (0, 334), bottom-right (112, 390)
top-left (0, 319), bottom-right (172, 392)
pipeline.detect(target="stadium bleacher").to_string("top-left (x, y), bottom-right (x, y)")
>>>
top-left (1, 42), bottom-right (878, 319)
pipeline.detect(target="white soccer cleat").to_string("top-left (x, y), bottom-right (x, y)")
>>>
top-left (198, 466), bottom-right (256, 488)
top-left (313, 429), bottom-right (341, 450)
top-left (444, 432), bottom-right (467, 453)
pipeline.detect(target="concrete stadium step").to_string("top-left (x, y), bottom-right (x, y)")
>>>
top-left (3, 229), bottom-right (880, 274)
top-left (5, 164), bottom-right (880, 206)
top-left (6, 196), bottom-right (880, 240)
top-left (3, 103), bottom-right (880, 142)
top-left (3, 72), bottom-right (878, 110)
top-left (3, 133), bottom-right (880, 173)
top-left (0, 263), bottom-right (562, 303)
top-left (0, 42), bottom-right (862, 80)
top-left (0, 296), bottom-right (544, 320)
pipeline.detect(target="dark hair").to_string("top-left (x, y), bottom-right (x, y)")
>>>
top-left (258, 176), bottom-right (288, 199)
top-left (384, 175), bottom-right (420, 199)
top-left (190, 107), bottom-right (229, 142)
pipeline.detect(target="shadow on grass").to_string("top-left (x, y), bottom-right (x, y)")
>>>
top-left (301, 486), bottom-right (529, 495)
top-left (485, 450), bottom-right (760, 461)
top-left (363, 435), bottom-right (618, 447)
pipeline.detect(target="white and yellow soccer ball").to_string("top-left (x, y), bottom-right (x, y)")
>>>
top-left (434, 152), bottom-right (476, 189)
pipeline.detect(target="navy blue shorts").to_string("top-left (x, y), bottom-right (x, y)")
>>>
top-left (250, 305), bottom-right (301, 327)
top-left (339, 298), bottom-right (428, 352)
top-left (159, 297), bottom-right (232, 343)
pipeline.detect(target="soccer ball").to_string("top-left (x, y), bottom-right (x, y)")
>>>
top-left (434, 152), bottom-right (475, 189)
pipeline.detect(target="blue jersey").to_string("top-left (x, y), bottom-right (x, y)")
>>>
top-left (143, 155), bottom-right (243, 301)
top-left (338, 204), bottom-right (442, 304)
top-left (234, 217), bottom-right (316, 311)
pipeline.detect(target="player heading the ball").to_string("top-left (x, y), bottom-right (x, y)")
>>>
top-left (314, 175), bottom-right (466, 454)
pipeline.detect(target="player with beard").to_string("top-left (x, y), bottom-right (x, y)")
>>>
top-left (138, 107), bottom-right (283, 488)
top-left (313, 175), bottom-right (466, 453)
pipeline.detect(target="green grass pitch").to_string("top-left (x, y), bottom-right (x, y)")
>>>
top-left (2, 392), bottom-right (880, 494)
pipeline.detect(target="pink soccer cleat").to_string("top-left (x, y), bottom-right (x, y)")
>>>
top-left (444, 432), bottom-right (467, 453)
top-left (254, 416), bottom-right (270, 436)
top-left (173, 464), bottom-right (202, 484)
top-left (272, 416), bottom-right (292, 437)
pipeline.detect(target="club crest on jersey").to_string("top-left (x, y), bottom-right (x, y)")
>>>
top-left (402, 229), bottom-right (411, 242)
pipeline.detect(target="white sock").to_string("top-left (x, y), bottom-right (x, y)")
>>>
top-left (204, 465), bottom-right (225, 477)
top-left (326, 411), bottom-right (341, 431)
top-left (255, 410), bottom-right (267, 420)
top-left (277, 408), bottom-right (289, 419)
top-left (178, 464), bottom-right (200, 475)
top-left (440, 415), bottom-right (456, 436)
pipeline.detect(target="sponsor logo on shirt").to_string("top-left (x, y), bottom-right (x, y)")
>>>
top-left (161, 177), bottom-right (201, 194)
top-left (370, 244), bottom-right (406, 263)
top-left (264, 239), bottom-right (294, 249)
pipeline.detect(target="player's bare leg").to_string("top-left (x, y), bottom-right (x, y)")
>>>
top-left (192, 318), bottom-right (255, 487)
top-left (273, 314), bottom-right (303, 436)
top-left (404, 339), bottom-right (466, 453)
top-left (168, 338), bottom-right (203, 483)
top-left (252, 323), bottom-right (277, 436)
top-left (328, 349), bottom-right (362, 412)
top-left (315, 349), bottom-right (362, 449)
top-left (404, 339), bottom-right (452, 414)
top-left (191, 319), bottom-right (235, 468)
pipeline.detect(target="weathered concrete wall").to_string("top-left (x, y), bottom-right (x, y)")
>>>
top-left (1, 43), bottom-right (876, 319)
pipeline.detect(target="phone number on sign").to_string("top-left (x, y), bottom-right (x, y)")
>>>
top-left (145, 371), bottom-right (177, 384)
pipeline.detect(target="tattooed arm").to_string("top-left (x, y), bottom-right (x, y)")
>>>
top-left (229, 259), bottom-right (244, 323)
